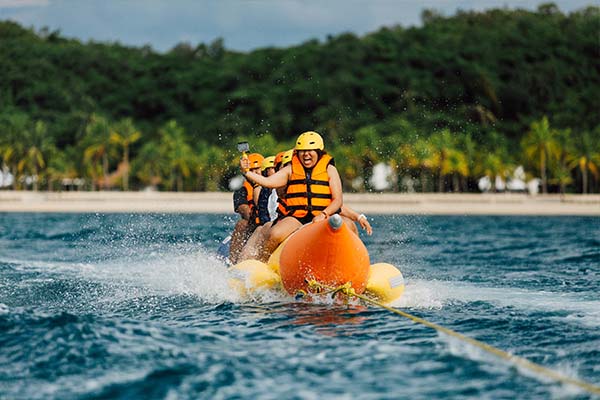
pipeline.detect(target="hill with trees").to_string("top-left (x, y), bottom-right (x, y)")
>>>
top-left (1, 3), bottom-right (598, 193)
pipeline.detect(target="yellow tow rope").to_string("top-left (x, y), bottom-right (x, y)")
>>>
top-left (306, 281), bottom-right (600, 396)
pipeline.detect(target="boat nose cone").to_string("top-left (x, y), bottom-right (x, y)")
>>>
top-left (328, 214), bottom-right (343, 230)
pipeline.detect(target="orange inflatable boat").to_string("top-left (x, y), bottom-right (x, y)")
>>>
top-left (229, 214), bottom-right (405, 304)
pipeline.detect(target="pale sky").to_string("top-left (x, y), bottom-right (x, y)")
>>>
top-left (0, 0), bottom-right (596, 52)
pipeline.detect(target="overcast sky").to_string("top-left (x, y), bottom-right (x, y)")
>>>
top-left (0, 0), bottom-right (596, 52)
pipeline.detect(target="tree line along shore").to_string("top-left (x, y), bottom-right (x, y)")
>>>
top-left (1, 4), bottom-right (598, 194)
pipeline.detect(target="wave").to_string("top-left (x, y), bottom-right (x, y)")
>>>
top-left (73, 247), bottom-right (242, 304)
top-left (559, 252), bottom-right (600, 264)
top-left (4, 240), bottom-right (599, 329)
top-left (0, 247), bottom-right (245, 312)
top-left (393, 279), bottom-right (600, 328)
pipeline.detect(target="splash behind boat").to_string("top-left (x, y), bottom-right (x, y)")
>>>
top-left (230, 214), bottom-right (405, 304)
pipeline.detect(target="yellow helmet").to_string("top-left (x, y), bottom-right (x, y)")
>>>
top-left (281, 149), bottom-right (294, 166)
top-left (261, 156), bottom-right (276, 171)
top-left (295, 131), bottom-right (324, 151)
top-left (248, 153), bottom-right (264, 169)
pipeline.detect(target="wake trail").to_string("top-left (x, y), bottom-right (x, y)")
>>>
top-left (395, 279), bottom-right (600, 327)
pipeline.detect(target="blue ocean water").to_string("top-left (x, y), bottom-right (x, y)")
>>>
top-left (0, 212), bottom-right (599, 399)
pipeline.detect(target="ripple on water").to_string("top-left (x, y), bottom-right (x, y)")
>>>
top-left (0, 214), bottom-right (599, 399)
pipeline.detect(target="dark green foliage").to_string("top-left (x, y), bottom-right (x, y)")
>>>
top-left (0, 5), bottom-right (598, 192)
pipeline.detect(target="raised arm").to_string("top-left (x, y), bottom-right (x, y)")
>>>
top-left (242, 159), bottom-right (291, 189)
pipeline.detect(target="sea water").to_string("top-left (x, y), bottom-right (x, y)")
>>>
top-left (0, 213), bottom-right (598, 399)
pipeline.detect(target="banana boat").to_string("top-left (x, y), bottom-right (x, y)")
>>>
top-left (229, 214), bottom-right (405, 304)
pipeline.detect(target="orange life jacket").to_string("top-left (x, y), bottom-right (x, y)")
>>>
top-left (285, 154), bottom-right (333, 218)
top-left (243, 180), bottom-right (260, 225)
top-left (276, 195), bottom-right (288, 218)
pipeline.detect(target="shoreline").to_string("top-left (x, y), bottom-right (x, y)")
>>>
top-left (1, 191), bottom-right (599, 215)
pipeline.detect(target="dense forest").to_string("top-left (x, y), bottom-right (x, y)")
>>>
top-left (1, 3), bottom-right (599, 193)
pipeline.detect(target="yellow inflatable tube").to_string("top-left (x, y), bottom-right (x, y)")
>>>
top-left (364, 263), bottom-right (405, 304)
top-left (229, 259), bottom-right (281, 297)
top-left (229, 259), bottom-right (405, 304)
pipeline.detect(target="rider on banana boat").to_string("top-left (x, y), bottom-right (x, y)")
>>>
top-left (240, 131), bottom-right (366, 262)
top-left (270, 150), bottom-right (372, 235)
top-left (229, 152), bottom-right (263, 264)
top-left (237, 149), bottom-right (293, 261)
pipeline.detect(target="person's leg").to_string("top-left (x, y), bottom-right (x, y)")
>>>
top-left (258, 217), bottom-right (302, 262)
top-left (238, 222), bottom-right (273, 261)
top-left (229, 219), bottom-right (250, 264)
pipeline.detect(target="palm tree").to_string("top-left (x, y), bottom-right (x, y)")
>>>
top-left (82, 114), bottom-right (112, 190)
top-left (46, 147), bottom-right (78, 191)
top-left (521, 116), bottom-right (560, 194)
top-left (18, 120), bottom-right (53, 191)
top-left (442, 148), bottom-right (469, 192)
top-left (568, 130), bottom-right (600, 194)
top-left (159, 120), bottom-right (195, 191)
top-left (460, 133), bottom-right (478, 192)
top-left (110, 118), bottom-right (142, 191)
top-left (544, 127), bottom-right (573, 195)
top-left (549, 163), bottom-right (573, 195)
top-left (395, 140), bottom-right (432, 192)
top-left (133, 140), bottom-right (164, 189)
top-left (592, 135), bottom-right (600, 193)
top-left (480, 152), bottom-right (510, 192)
top-left (0, 112), bottom-right (28, 190)
top-left (329, 129), bottom-right (377, 192)
top-left (0, 138), bottom-right (17, 189)
top-left (425, 129), bottom-right (456, 192)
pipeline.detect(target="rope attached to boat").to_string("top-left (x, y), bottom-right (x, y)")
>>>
top-left (306, 280), bottom-right (600, 396)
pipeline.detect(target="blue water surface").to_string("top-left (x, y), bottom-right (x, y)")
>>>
top-left (0, 213), bottom-right (599, 399)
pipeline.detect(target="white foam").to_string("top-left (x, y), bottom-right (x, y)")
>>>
top-left (4, 246), bottom-right (243, 304)
top-left (6, 252), bottom-right (600, 327)
top-left (86, 247), bottom-right (241, 303)
top-left (390, 279), bottom-right (600, 327)
top-left (392, 280), bottom-right (445, 309)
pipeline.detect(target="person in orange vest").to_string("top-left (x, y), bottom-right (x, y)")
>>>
top-left (229, 152), bottom-right (263, 264)
top-left (237, 149), bottom-right (293, 261)
top-left (240, 131), bottom-right (355, 262)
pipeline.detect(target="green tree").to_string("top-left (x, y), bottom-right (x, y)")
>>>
top-left (110, 118), bottom-right (142, 190)
top-left (46, 146), bottom-right (77, 191)
top-left (425, 129), bottom-right (458, 192)
top-left (395, 139), bottom-right (433, 192)
top-left (133, 140), bottom-right (163, 189)
top-left (2, 7), bottom-right (600, 193)
top-left (480, 152), bottom-right (510, 192)
top-left (521, 116), bottom-right (560, 194)
top-left (568, 129), bottom-right (600, 193)
top-left (0, 112), bottom-right (28, 189)
top-left (82, 114), bottom-right (112, 190)
top-left (550, 128), bottom-right (574, 194)
top-left (18, 120), bottom-right (53, 191)
top-left (159, 120), bottom-right (195, 191)
top-left (442, 148), bottom-right (469, 192)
